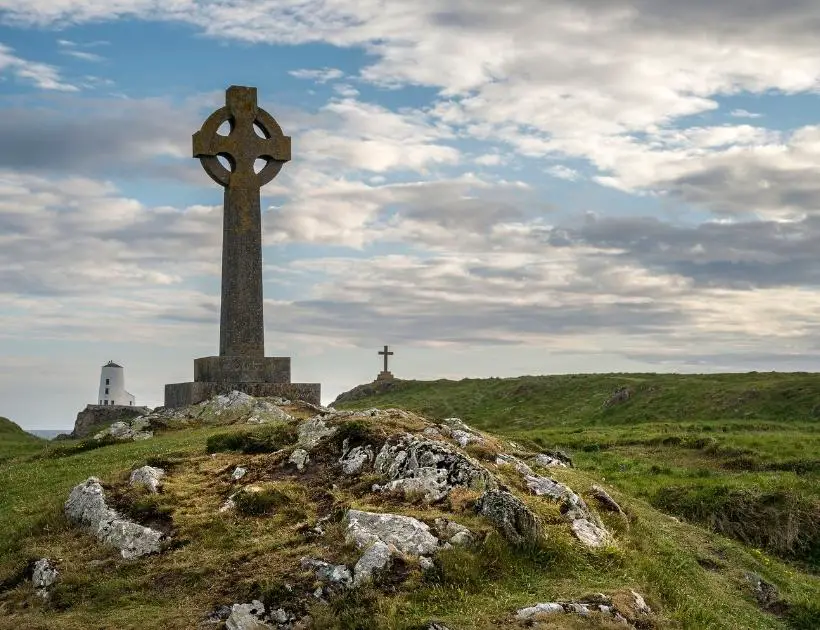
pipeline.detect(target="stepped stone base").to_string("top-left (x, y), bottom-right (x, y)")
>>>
top-left (194, 356), bottom-right (290, 384)
top-left (164, 381), bottom-right (321, 408)
top-left (376, 371), bottom-right (394, 381)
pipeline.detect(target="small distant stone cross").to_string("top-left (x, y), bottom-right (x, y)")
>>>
top-left (378, 345), bottom-right (394, 373)
top-left (192, 86), bottom-right (291, 358)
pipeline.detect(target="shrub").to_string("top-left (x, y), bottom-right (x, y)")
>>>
top-left (206, 424), bottom-right (297, 454)
top-left (233, 488), bottom-right (292, 516)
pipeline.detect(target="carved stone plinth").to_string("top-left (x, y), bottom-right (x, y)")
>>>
top-left (376, 370), bottom-right (394, 381)
top-left (165, 381), bottom-right (320, 408)
top-left (194, 356), bottom-right (290, 383)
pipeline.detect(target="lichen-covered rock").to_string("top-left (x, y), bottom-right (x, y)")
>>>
top-left (297, 417), bottom-right (337, 449)
top-left (226, 600), bottom-right (271, 630)
top-left (65, 477), bottom-right (165, 559)
top-left (475, 489), bottom-right (544, 545)
top-left (434, 518), bottom-right (475, 546)
top-left (339, 445), bottom-right (374, 475)
top-left (232, 466), bottom-right (247, 481)
top-left (515, 595), bottom-right (633, 625)
top-left (631, 590), bottom-right (652, 614)
top-left (524, 475), bottom-right (613, 548)
top-left (496, 453), bottom-right (534, 476)
top-left (344, 509), bottom-right (439, 557)
top-left (440, 417), bottom-right (485, 447)
top-left (31, 558), bottom-right (58, 597)
top-left (534, 453), bottom-right (569, 468)
top-left (94, 417), bottom-right (153, 441)
top-left (352, 541), bottom-right (393, 586)
top-left (289, 448), bottom-right (310, 471)
top-left (590, 484), bottom-right (625, 515)
top-left (129, 466), bottom-right (165, 493)
top-left (301, 557), bottom-right (353, 591)
top-left (373, 434), bottom-right (495, 501)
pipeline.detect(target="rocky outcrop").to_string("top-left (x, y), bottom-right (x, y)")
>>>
top-left (434, 518), bottom-right (475, 546)
top-left (352, 541), bottom-right (393, 586)
top-left (372, 434), bottom-right (496, 502)
top-left (289, 448), bottom-right (310, 471)
top-left (129, 466), bottom-right (165, 493)
top-left (64, 477), bottom-right (165, 559)
top-left (94, 417), bottom-right (153, 441)
top-left (226, 600), bottom-right (271, 630)
top-left (297, 417), bottom-right (337, 449)
top-left (71, 404), bottom-right (150, 438)
top-left (516, 591), bottom-right (651, 627)
top-left (344, 509), bottom-right (439, 557)
top-left (339, 444), bottom-right (375, 475)
top-left (31, 558), bottom-right (58, 598)
top-left (524, 475), bottom-right (612, 548)
top-left (475, 489), bottom-right (544, 545)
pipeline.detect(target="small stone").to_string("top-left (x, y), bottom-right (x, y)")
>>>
top-left (418, 556), bottom-right (435, 571)
top-left (339, 445), bottom-right (375, 475)
top-left (534, 453), bottom-right (569, 468)
top-left (590, 485), bottom-right (624, 514)
top-left (631, 590), bottom-right (652, 614)
top-left (353, 541), bottom-right (393, 586)
top-left (129, 465), bottom-right (166, 493)
top-left (300, 557), bottom-right (353, 589)
top-left (516, 602), bottom-right (565, 619)
top-left (289, 448), bottom-right (310, 471)
top-left (226, 600), bottom-right (270, 630)
top-left (32, 558), bottom-right (58, 591)
top-left (232, 467), bottom-right (247, 481)
top-left (270, 609), bottom-right (289, 623)
top-left (297, 417), bottom-right (337, 449)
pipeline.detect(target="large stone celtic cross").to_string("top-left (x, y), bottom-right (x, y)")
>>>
top-left (193, 85), bottom-right (291, 358)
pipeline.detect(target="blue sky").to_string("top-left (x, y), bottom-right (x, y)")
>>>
top-left (3, 0), bottom-right (820, 429)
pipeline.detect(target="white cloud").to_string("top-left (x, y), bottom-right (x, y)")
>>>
top-left (546, 164), bottom-right (580, 181)
top-left (0, 43), bottom-right (77, 91)
top-left (289, 67), bottom-right (344, 82)
top-left (730, 108), bottom-right (763, 118)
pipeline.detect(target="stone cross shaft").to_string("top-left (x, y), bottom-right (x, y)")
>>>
top-left (193, 86), bottom-right (291, 358)
top-left (378, 345), bottom-right (394, 372)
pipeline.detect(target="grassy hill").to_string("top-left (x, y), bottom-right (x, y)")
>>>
top-left (0, 417), bottom-right (45, 463)
top-left (0, 380), bottom-right (817, 629)
top-left (332, 374), bottom-right (820, 571)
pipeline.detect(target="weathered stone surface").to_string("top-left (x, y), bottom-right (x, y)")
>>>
top-left (590, 484), bottom-right (625, 514)
top-left (516, 594), bottom-right (636, 625)
top-left (32, 558), bottom-right (58, 594)
top-left (226, 600), bottom-right (271, 630)
top-left (232, 466), bottom-right (247, 481)
top-left (434, 518), bottom-right (475, 546)
top-left (352, 541), bottom-right (393, 586)
top-left (289, 448), bottom-right (310, 471)
top-left (301, 557), bottom-right (353, 594)
top-left (65, 477), bottom-right (165, 559)
top-left (523, 474), bottom-right (613, 548)
top-left (339, 445), bottom-right (374, 475)
top-left (534, 453), bottom-right (570, 468)
top-left (129, 466), bottom-right (166, 493)
top-left (496, 453), bottom-right (534, 476)
top-left (344, 509), bottom-right (439, 557)
top-left (373, 433), bottom-right (495, 501)
top-left (195, 356), bottom-right (290, 385)
top-left (476, 490), bottom-right (544, 545)
top-left (166, 382), bottom-right (320, 408)
top-left (94, 417), bottom-right (153, 441)
top-left (440, 418), bottom-right (485, 447)
top-left (631, 590), bottom-right (652, 614)
top-left (72, 404), bottom-right (151, 438)
top-left (297, 417), bottom-right (337, 449)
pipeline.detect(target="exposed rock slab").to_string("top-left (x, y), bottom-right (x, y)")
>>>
top-left (94, 417), bottom-right (153, 441)
top-left (129, 466), bottom-right (166, 493)
top-left (344, 509), bottom-right (439, 557)
top-left (339, 445), bottom-right (374, 475)
top-left (373, 433), bottom-right (495, 502)
top-left (297, 417), bottom-right (337, 449)
top-left (476, 489), bottom-right (544, 545)
top-left (352, 541), bottom-right (393, 586)
top-left (65, 477), bottom-right (165, 559)
top-left (226, 600), bottom-right (271, 630)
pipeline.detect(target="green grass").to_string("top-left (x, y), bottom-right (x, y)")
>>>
top-left (334, 374), bottom-right (820, 572)
top-left (1, 376), bottom-right (819, 629)
top-left (0, 417), bottom-right (45, 463)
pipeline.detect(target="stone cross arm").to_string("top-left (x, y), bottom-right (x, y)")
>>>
top-left (192, 85), bottom-right (291, 189)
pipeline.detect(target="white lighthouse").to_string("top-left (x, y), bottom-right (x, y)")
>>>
top-left (97, 360), bottom-right (136, 407)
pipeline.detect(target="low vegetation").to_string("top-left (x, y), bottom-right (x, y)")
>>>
top-left (0, 373), bottom-right (817, 629)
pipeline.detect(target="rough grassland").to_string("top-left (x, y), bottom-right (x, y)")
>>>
top-left (0, 376), bottom-right (818, 629)
top-left (0, 417), bottom-right (45, 463)
top-left (333, 374), bottom-right (820, 573)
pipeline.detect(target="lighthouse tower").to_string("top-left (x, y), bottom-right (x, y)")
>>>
top-left (98, 360), bottom-right (136, 407)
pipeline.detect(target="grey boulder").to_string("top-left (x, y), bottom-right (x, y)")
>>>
top-left (344, 509), bottom-right (439, 557)
top-left (129, 466), bottom-right (166, 493)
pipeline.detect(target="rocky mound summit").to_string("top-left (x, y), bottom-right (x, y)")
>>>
top-left (9, 392), bottom-right (662, 629)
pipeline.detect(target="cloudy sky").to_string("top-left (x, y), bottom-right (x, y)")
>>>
top-left (2, 1), bottom-right (820, 430)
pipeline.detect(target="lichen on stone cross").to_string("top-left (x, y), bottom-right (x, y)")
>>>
top-left (192, 86), bottom-right (291, 358)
